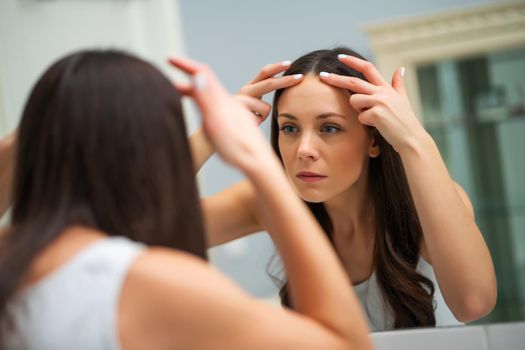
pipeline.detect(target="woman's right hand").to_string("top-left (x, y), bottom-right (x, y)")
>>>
top-left (234, 61), bottom-right (303, 125)
top-left (169, 57), bottom-right (278, 173)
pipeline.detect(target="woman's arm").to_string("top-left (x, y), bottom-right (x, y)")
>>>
top-left (189, 127), bottom-right (215, 173)
top-left (142, 57), bottom-right (372, 349)
top-left (0, 131), bottom-right (15, 218)
top-left (202, 180), bottom-right (264, 246)
top-left (321, 55), bottom-right (496, 323)
top-left (399, 137), bottom-right (496, 322)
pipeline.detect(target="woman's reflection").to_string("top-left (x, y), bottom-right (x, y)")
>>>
top-left (194, 47), bottom-right (497, 331)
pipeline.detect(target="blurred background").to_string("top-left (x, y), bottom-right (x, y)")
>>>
top-left (1, 0), bottom-right (523, 328)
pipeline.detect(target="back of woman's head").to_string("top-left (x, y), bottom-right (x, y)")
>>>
top-left (270, 47), bottom-right (436, 329)
top-left (1, 50), bottom-right (206, 332)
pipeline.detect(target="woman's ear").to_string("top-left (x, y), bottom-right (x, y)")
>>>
top-left (368, 130), bottom-right (381, 158)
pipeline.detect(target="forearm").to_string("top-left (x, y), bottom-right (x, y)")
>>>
top-left (243, 152), bottom-right (370, 343)
top-left (400, 135), bottom-right (496, 320)
top-left (202, 180), bottom-right (263, 247)
top-left (189, 128), bottom-right (215, 173)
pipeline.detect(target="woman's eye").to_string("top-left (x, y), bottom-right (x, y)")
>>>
top-left (279, 125), bottom-right (299, 134)
top-left (320, 125), bottom-right (341, 134)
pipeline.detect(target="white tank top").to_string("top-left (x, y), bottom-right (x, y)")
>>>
top-left (354, 257), bottom-right (463, 331)
top-left (5, 236), bottom-right (145, 350)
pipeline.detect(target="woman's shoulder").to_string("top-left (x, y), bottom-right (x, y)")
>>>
top-left (124, 247), bottom-right (251, 304)
top-left (118, 247), bottom-right (256, 348)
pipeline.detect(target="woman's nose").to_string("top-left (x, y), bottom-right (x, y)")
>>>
top-left (297, 133), bottom-right (319, 160)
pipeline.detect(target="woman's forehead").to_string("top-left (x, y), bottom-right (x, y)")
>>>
top-left (278, 75), bottom-right (354, 118)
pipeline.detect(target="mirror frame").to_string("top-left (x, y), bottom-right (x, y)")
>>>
top-left (362, 0), bottom-right (525, 120)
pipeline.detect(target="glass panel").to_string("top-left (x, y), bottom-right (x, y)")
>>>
top-left (416, 47), bottom-right (525, 324)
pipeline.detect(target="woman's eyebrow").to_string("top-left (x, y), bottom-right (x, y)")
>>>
top-left (317, 113), bottom-right (347, 120)
top-left (278, 112), bottom-right (347, 120)
top-left (277, 113), bottom-right (297, 120)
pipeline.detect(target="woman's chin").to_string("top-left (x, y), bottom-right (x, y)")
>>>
top-left (296, 190), bottom-right (329, 204)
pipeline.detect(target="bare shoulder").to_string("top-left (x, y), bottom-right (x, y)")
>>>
top-left (118, 248), bottom-right (351, 350)
top-left (118, 247), bottom-right (252, 349)
top-left (124, 247), bottom-right (241, 296)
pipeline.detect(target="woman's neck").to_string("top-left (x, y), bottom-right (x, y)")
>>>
top-left (323, 180), bottom-right (375, 241)
top-left (323, 181), bottom-right (376, 284)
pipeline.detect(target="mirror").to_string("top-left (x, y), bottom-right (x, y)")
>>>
top-left (180, 0), bottom-right (525, 331)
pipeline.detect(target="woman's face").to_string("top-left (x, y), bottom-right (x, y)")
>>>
top-left (277, 74), bottom-right (378, 203)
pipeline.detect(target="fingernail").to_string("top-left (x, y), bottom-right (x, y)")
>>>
top-left (401, 66), bottom-right (406, 77)
top-left (193, 73), bottom-right (207, 91)
top-left (319, 71), bottom-right (330, 78)
top-left (338, 54), bottom-right (347, 59)
top-left (282, 60), bottom-right (292, 66)
top-left (293, 74), bottom-right (303, 80)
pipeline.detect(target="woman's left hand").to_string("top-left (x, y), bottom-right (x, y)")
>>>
top-left (320, 55), bottom-right (429, 154)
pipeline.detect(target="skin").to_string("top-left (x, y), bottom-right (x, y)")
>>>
top-left (195, 56), bottom-right (497, 323)
top-left (277, 75), bottom-right (378, 204)
top-left (276, 75), bottom-right (380, 283)
top-left (0, 130), bottom-right (15, 218)
top-left (8, 58), bottom-right (372, 350)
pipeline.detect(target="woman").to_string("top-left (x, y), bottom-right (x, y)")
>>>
top-left (191, 47), bottom-right (497, 331)
top-left (0, 50), bottom-right (372, 349)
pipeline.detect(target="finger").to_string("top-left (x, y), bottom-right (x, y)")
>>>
top-left (337, 54), bottom-right (388, 87)
top-left (173, 82), bottom-right (194, 96)
top-left (235, 95), bottom-right (271, 119)
top-left (319, 72), bottom-right (376, 95)
top-left (168, 56), bottom-right (206, 75)
top-left (349, 94), bottom-right (378, 113)
top-left (357, 108), bottom-right (377, 128)
top-left (249, 60), bottom-right (292, 84)
top-left (168, 56), bottom-right (216, 99)
top-left (168, 60), bottom-right (228, 115)
top-left (391, 66), bottom-right (407, 96)
top-left (240, 74), bottom-right (303, 98)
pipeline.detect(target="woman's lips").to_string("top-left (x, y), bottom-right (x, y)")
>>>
top-left (296, 172), bottom-right (327, 183)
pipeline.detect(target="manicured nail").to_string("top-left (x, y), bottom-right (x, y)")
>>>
top-left (193, 73), bottom-right (207, 91)
top-left (400, 66), bottom-right (406, 77)
top-left (319, 71), bottom-right (330, 78)
top-left (293, 74), bottom-right (303, 80)
top-left (338, 54), bottom-right (347, 59)
top-left (282, 60), bottom-right (292, 66)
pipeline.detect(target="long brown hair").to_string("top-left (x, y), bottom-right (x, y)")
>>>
top-left (270, 47), bottom-right (436, 329)
top-left (0, 50), bottom-right (207, 333)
